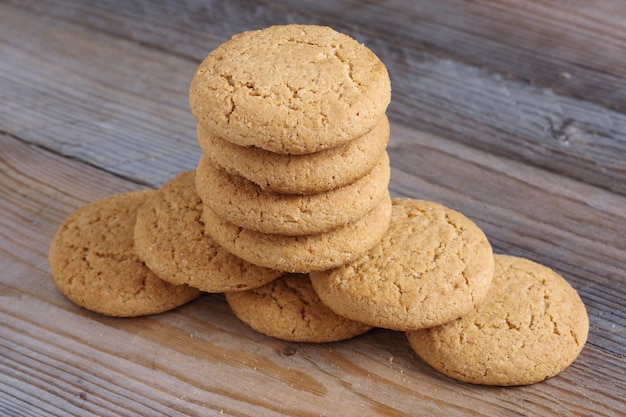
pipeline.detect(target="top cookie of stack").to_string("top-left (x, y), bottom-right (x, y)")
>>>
top-left (189, 24), bottom-right (393, 273)
top-left (190, 24), bottom-right (390, 156)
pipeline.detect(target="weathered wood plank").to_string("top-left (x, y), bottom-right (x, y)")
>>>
top-left (269, 0), bottom-right (626, 112)
top-left (0, 2), bottom-right (201, 187)
top-left (4, 0), bottom-right (626, 196)
top-left (5, 289), bottom-right (623, 417)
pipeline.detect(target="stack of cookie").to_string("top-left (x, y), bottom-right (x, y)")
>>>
top-left (189, 24), bottom-right (393, 274)
top-left (48, 24), bottom-right (589, 385)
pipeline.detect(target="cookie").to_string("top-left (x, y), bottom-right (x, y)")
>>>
top-left (48, 190), bottom-right (201, 317)
top-left (196, 115), bottom-right (390, 195)
top-left (133, 170), bottom-right (283, 293)
top-left (201, 192), bottom-right (392, 273)
top-left (309, 198), bottom-right (494, 331)
top-left (196, 152), bottom-right (390, 236)
top-left (406, 254), bottom-right (589, 386)
top-left (189, 24), bottom-right (391, 154)
top-left (225, 273), bottom-right (373, 343)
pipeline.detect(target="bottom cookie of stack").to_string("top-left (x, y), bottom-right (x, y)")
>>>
top-left (201, 192), bottom-right (393, 273)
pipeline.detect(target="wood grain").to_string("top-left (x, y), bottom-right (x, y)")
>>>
top-left (6, 0), bottom-right (625, 196)
top-left (269, 0), bottom-right (626, 111)
top-left (1, 0), bottom-right (625, 415)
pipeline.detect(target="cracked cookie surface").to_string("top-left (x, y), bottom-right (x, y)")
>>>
top-left (406, 254), bottom-right (589, 386)
top-left (48, 190), bottom-right (201, 317)
top-left (201, 192), bottom-right (392, 273)
top-left (133, 170), bottom-right (282, 292)
top-left (196, 115), bottom-right (389, 195)
top-left (195, 152), bottom-right (390, 236)
top-left (189, 24), bottom-right (391, 154)
top-left (225, 273), bottom-right (373, 342)
top-left (309, 198), bottom-right (495, 331)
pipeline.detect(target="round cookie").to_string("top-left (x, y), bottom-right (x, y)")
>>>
top-left (197, 115), bottom-right (390, 195)
top-left (202, 192), bottom-right (392, 273)
top-left (225, 273), bottom-right (374, 343)
top-left (133, 170), bottom-right (283, 293)
top-left (406, 254), bottom-right (589, 386)
top-left (196, 152), bottom-right (390, 236)
top-left (189, 24), bottom-right (391, 154)
top-left (48, 190), bottom-right (201, 317)
top-left (309, 198), bottom-right (494, 331)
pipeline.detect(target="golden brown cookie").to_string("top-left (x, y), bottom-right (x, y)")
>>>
top-left (133, 170), bottom-right (283, 293)
top-left (309, 198), bottom-right (494, 331)
top-left (48, 190), bottom-right (201, 317)
top-left (406, 254), bottom-right (589, 386)
top-left (189, 24), bottom-right (391, 154)
top-left (197, 115), bottom-right (390, 195)
top-left (225, 273), bottom-right (373, 343)
top-left (196, 152), bottom-right (390, 236)
top-left (202, 192), bottom-right (392, 273)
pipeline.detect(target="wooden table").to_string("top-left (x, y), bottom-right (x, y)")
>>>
top-left (2, 1), bottom-right (625, 415)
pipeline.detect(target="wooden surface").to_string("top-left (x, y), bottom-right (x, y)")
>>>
top-left (1, 0), bottom-right (625, 415)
